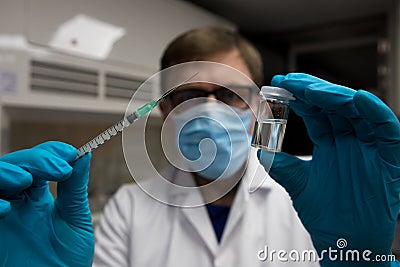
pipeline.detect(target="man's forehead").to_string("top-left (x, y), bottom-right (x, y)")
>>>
top-left (162, 64), bottom-right (254, 89)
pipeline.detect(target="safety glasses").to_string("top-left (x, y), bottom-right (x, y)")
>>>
top-left (165, 84), bottom-right (257, 109)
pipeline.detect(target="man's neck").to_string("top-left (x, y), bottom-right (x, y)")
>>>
top-left (194, 174), bottom-right (239, 207)
top-left (192, 164), bottom-right (247, 207)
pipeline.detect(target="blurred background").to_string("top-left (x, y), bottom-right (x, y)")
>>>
top-left (0, 0), bottom-right (399, 217)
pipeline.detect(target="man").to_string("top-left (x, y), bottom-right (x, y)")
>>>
top-left (0, 27), bottom-right (399, 267)
top-left (94, 27), bottom-right (317, 266)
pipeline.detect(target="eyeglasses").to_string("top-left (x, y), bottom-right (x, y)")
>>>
top-left (164, 85), bottom-right (257, 109)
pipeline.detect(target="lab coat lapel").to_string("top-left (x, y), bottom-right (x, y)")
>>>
top-left (220, 177), bottom-right (248, 243)
top-left (221, 148), bottom-right (272, 244)
top-left (169, 148), bottom-right (271, 254)
top-left (181, 202), bottom-right (218, 255)
top-left (172, 171), bottom-right (219, 255)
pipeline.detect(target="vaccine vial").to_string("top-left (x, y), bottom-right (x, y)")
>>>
top-left (251, 86), bottom-right (295, 152)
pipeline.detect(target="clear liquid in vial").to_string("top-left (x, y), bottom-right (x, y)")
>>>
top-left (251, 119), bottom-right (287, 152)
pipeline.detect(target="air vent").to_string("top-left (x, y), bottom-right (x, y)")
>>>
top-left (105, 72), bottom-right (150, 100)
top-left (30, 60), bottom-right (98, 95)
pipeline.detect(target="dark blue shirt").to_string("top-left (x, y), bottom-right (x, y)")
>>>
top-left (205, 204), bottom-right (231, 243)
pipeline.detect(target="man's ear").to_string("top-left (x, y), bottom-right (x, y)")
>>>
top-left (158, 100), bottom-right (171, 120)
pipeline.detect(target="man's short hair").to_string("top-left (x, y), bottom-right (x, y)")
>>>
top-left (160, 27), bottom-right (264, 87)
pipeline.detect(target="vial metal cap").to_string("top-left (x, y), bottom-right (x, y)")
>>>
top-left (260, 86), bottom-right (295, 101)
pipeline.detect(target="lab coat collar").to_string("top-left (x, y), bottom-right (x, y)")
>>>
top-left (220, 147), bottom-right (273, 244)
top-left (242, 147), bottom-right (275, 192)
top-left (166, 170), bottom-right (218, 253)
top-left (167, 148), bottom-right (274, 254)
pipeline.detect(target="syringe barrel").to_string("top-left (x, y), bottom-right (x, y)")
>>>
top-left (75, 111), bottom-right (140, 161)
top-left (126, 111), bottom-right (139, 124)
top-left (75, 118), bottom-right (127, 161)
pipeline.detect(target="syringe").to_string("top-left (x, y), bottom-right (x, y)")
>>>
top-left (75, 100), bottom-right (157, 160)
top-left (75, 72), bottom-right (198, 160)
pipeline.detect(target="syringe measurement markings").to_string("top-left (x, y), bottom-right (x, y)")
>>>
top-left (77, 119), bottom-right (127, 158)
top-left (101, 132), bottom-right (110, 142)
top-left (76, 115), bottom-right (140, 159)
top-left (95, 136), bottom-right (105, 145)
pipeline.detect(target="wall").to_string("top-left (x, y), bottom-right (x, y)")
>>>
top-left (0, 0), bottom-right (235, 214)
top-left (0, 0), bottom-right (234, 71)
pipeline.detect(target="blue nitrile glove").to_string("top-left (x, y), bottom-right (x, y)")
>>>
top-left (0, 141), bottom-right (94, 266)
top-left (258, 73), bottom-right (400, 266)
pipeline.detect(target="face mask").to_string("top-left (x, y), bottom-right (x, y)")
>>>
top-left (172, 102), bottom-right (253, 180)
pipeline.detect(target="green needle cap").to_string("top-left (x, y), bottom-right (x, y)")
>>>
top-left (137, 100), bottom-right (158, 117)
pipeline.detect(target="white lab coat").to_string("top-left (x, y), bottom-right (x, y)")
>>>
top-left (94, 149), bottom-right (320, 267)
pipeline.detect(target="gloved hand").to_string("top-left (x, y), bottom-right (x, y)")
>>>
top-left (0, 141), bottom-right (94, 266)
top-left (258, 73), bottom-right (400, 266)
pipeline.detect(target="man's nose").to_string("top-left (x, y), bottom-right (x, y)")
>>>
top-left (207, 93), bottom-right (217, 102)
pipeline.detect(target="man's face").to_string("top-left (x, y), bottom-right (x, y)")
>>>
top-left (159, 48), bottom-right (257, 134)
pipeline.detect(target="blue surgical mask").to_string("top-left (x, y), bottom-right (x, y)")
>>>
top-left (172, 102), bottom-right (253, 180)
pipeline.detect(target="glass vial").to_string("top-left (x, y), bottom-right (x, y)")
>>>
top-left (251, 86), bottom-right (295, 152)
